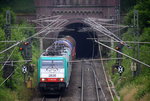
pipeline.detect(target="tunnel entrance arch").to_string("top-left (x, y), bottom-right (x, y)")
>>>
top-left (58, 23), bottom-right (99, 59)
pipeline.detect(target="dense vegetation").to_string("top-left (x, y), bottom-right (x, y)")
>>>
top-left (0, 0), bottom-right (149, 101)
top-left (108, 0), bottom-right (150, 101)
top-left (0, 8), bottom-right (40, 101)
top-left (0, 0), bottom-right (35, 13)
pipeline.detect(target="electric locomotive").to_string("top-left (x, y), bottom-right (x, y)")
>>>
top-left (38, 36), bottom-right (76, 95)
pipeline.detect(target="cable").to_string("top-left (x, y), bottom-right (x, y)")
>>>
top-left (34, 37), bottom-right (61, 40)
top-left (0, 47), bottom-right (16, 72)
top-left (95, 40), bottom-right (150, 68)
top-left (96, 21), bottom-right (128, 28)
top-left (84, 19), bottom-right (120, 42)
top-left (0, 18), bottom-right (61, 75)
top-left (98, 40), bottom-right (115, 101)
top-left (85, 19), bottom-right (122, 41)
top-left (0, 17), bottom-right (68, 55)
top-left (0, 41), bottom-right (19, 43)
top-left (69, 58), bottom-right (125, 63)
top-left (0, 65), bottom-right (19, 87)
top-left (31, 15), bottom-right (62, 22)
top-left (0, 60), bottom-right (32, 64)
top-left (0, 15), bottom-right (68, 87)
top-left (87, 38), bottom-right (150, 44)
top-left (0, 42), bottom-right (20, 54)
top-left (84, 18), bottom-right (130, 48)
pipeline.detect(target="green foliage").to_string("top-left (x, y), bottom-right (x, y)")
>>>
top-left (0, 28), bottom-right (5, 47)
top-left (108, 1), bottom-right (150, 101)
top-left (120, 0), bottom-right (136, 13)
top-left (0, 88), bottom-right (17, 101)
top-left (139, 28), bottom-right (150, 65)
top-left (140, 28), bottom-right (150, 43)
top-left (140, 45), bottom-right (150, 65)
top-left (0, 9), bottom-right (40, 101)
top-left (134, 74), bottom-right (150, 100)
top-left (0, 0), bottom-right (35, 13)
top-left (124, 0), bottom-right (150, 30)
top-left (0, 8), bottom-right (16, 27)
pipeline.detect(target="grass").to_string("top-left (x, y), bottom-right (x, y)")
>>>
top-left (105, 43), bottom-right (150, 101)
top-left (106, 58), bottom-right (150, 101)
top-left (120, 85), bottom-right (137, 101)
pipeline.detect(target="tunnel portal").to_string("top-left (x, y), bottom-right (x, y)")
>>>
top-left (58, 23), bottom-right (99, 59)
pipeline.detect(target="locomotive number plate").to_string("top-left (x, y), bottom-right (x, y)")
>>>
top-left (49, 74), bottom-right (56, 77)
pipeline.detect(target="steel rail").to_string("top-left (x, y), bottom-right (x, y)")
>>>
top-left (81, 60), bottom-right (106, 101)
top-left (81, 60), bottom-right (84, 101)
top-left (91, 62), bottom-right (100, 101)
top-left (58, 95), bottom-right (62, 101)
top-left (44, 96), bottom-right (61, 101)
top-left (91, 61), bottom-right (107, 101)
top-left (42, 96), bottom-right (45, 101)
top-left (98, 40), bottom-right (114, 101)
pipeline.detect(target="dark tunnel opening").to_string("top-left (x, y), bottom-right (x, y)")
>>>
top-left (58, 23), bottom-right (99, 59)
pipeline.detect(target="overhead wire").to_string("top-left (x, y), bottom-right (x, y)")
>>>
top-left (0, 16), bottom-right (68, 86)
top-left (0, 27), bottom-right (48, 55)
top-left (84, 19), bottom-right (120, 42)
top-left (87, 38), bottom-right (150, 44)
top-left (0, 60), bottom-right (32, 64)
top-left (0, 48), bottom-right (18, 87)
top-left (0, 65), bottom-right (20, 87)
top-left (0, 41), bottom-right (19, 43)
top-left (1, 15), bottom-right (145, 88)
top-left (95, 40), bottom-right (150, 68)
top-left (97, 39), bottom-right (115, 101)
top-left (95, 21), bottom-right (128, 28)
top-left (0, 47), bottom-right (16, 72)
top-left (0, 25), bottom-right (46, 86)
top-left (34, 18), bottom-right (69, 54)
top-left (84, 18), bottom-right (130, 48)
top-left (0, 16), bottom-right (68, 55)
top-left (0, 26), bottom-right (47, 55)
top-left (0, 42), bottom-right (20, 54)
top-left (86, 18), bottom-right (122, 41)
top-left (1, 17), bottom-right (126, 55)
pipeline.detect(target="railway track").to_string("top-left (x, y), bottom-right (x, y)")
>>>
top-left (32, 59), bottom-right (113, 101)
top-left (91, 61), bottom-right (108, 101)
top-left (80, 60), bottom-right (101, 101)
top-left (32, 93), bottom-right (62, 101)
top-left (80, 60), bottom-right (112, 101)
top-left (41, 95), bottom-right (62, 101)
top-left (91, 60), bottom-right (113, 101)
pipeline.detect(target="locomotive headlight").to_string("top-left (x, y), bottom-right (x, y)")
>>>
top-left (59, 78), bottom-right (64, 82)
top-left (41, 78), bottom-right (46, 81)
top-left (60, 78), bottom-right (63, 81)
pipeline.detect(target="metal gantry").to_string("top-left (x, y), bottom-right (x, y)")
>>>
top-left (0, 15), bottom-right (69, 87)
top-left (83, 17), bottom-right (129, 46)
top-left (31, 15), bottom-right (69, 52)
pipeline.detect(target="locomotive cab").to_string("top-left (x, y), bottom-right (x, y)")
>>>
top-left (38, 56), bottom-right (69, 95)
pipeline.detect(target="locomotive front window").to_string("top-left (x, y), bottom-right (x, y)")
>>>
top-left (42, 60), bottom-right (64, 68)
